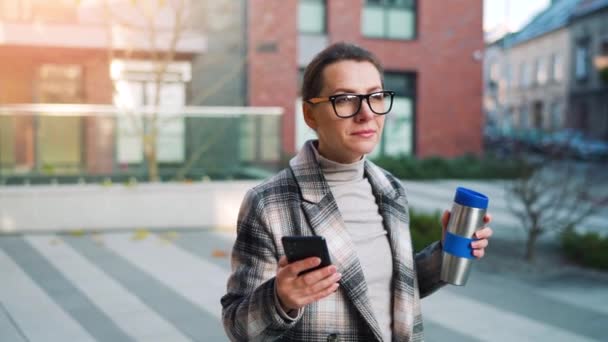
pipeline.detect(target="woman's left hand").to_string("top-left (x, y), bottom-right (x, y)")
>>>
top-left (441, 210), bottom-right (493, 259)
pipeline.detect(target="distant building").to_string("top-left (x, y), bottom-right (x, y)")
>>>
top-left (483, 0), bottom-right (580, 138)
top-left (568, 0), bottom-right (608, 140)
top-left (483, 0), bottom-right (608, 141)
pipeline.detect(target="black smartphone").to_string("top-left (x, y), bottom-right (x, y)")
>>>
top-left (281, 236), bottom-right (332, 275)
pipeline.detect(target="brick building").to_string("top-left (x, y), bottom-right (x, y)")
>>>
top-left (194, 0), bottom-right (485, 159)
top-left (246, 0), bottom-right (485, 158)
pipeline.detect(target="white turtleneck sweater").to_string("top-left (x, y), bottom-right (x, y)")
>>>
top-left (314, 147), bottom-right (394, 342)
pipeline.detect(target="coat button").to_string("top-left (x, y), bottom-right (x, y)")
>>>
top-left (327, 333), bottom-right (339, 342)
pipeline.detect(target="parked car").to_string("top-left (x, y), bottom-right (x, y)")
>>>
top-left (540, 129), bottom-right (608, 160)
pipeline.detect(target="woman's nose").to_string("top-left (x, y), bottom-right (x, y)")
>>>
top-left (354, 100), bottom-right (375, 121)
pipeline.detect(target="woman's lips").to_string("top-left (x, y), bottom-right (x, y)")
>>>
top-left (352, 130), bottom-right (376, 138)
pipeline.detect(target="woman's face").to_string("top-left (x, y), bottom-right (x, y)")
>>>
top-left (303, 60), bottom-right (385, 164)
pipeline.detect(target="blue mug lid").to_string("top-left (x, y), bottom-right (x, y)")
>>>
top-left (454, 187), bottom-right (489, 209)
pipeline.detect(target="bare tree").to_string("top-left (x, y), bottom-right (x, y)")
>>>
top-left (506, 155), bottom-right (608, 262)
top-left (94, 0), bottom-right (241, 181)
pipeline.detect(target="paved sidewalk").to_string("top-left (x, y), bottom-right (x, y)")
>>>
top-left (1, 179), bottom-right (606, 341)
top-left (1, 228), bottom-right (606, 342)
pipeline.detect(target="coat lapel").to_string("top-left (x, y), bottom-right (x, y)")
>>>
top-left (365, 162), bottom-right (417, 341)
top-left (289, 142), bottom-right (383, 341)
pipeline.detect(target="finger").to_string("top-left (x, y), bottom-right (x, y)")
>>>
top-left (307, 271), bottom-right (341, 294)
top-left (441, 210), bottom-right (450, 229)
top-left (483, 213), bottom-right (492, 224)
top-left (471, 239), bottom-right (488, 249)
top-left (305, 282), bottom-right (340, 304)
top-left (473, 248), bottom-right (485, 259)
top-left (475, 227), bottom-right (493, 239)
top-left (300, 265), bottom-right (337, 286)
top-left (278, 256), bottom-right (288, 268)
top-left (287, 257), bottom-right (322, 277)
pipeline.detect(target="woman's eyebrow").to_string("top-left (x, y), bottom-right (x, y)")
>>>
top-left (331, 86), bottom-right (383, 94)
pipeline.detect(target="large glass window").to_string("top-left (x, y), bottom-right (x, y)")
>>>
top-left (298, 0), bottom-right (326, 34)
top-left (369, 72), bottom-right (415, 158)
top-left (362, 0), bottom-right (416, 40)
top-left (0, 116), bottom-right (15, 171)
top-left (112, 60), bottom-right (188, 165)
top-left (37, 64), bottom-right (84, 174)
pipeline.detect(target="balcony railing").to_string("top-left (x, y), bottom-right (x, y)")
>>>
top-left (0, 104), bottom-right (283, 185)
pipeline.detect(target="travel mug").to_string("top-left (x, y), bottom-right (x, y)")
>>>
top-left (440, 187), bottom-right (489, 286)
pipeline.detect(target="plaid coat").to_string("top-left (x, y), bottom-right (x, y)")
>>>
top-left (221, 141), bottom-right (444, 341)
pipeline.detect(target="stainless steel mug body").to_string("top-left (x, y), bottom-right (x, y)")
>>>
top-left (440, 187), bottom-right (489, 286)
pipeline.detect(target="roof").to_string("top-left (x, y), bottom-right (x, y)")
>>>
top-left (571, 0), bottom-right (608, 18)
top-left (504, 0), bottom-right (581, 47)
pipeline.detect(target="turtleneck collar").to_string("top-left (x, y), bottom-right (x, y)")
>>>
top-left (310, 141), bottom-right (365, 183)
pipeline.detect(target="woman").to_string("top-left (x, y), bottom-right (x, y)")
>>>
top-left (221, 42), bottom-right (492, 341)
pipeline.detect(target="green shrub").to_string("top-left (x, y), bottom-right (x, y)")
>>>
top-left (409, 209), bottom-right (442, 253)
top-left (372, 154), bottom-right (522, 180)
top-left (561, 228), bottom-right (608, 270)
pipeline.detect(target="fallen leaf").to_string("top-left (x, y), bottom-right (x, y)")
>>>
top-left (212, 249), bottom-right (228, 258)
top-left (68, 229), bottom-right (85, 237)
top-left (131, 228), bottom-right (150, 241)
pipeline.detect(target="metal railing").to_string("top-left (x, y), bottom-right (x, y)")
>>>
top-left (0, 104), bottom-right (284, 185)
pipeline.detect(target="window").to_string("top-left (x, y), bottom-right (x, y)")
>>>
top-left (535, 57), bottom-right (547, 85)
top-left (505, 64), bottom-right (512, 89)
top-left (519, 62), bottom-right (531, 88)
top-left (575, 40), bottom-right (590, 81)
top-left (519, 105), bottom-right (529, 129)
top-left (532, 101), bottom-right (543, 130)
top-left (37, 64), bottom-right (84, 174)
top-left (369, 72), bottom-right (415, 158)
top-left (298, 0), bottom-right (326, 34)
top-left (0, 0), bottom-right (77, 23)
top-left (111, 60), bottom-right (189, 165)
top-left (550, 53), bottom-right (563, 82)
top-left (0, 116), bottom-right (15, 171)
top-left (362, 0), bottom-right (416, 40)
top-left (550, 102), bottom-right (562, 131)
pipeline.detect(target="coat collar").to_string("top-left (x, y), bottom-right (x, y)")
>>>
top-left (288, 140), bottom-right (411, 341)
top-left (289, 140), bottom-right (401, 204)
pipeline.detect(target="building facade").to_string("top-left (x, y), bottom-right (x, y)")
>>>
top-left (2, 0), bottom-right (485, 183)
top-left (568, 0), bottom-right (608, 140)
top-left (483, 0), bottom-right (579, 139)
top-left (244, 0), bottom-right (484, 158)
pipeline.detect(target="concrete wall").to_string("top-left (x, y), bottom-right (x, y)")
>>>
top-left (0, 182), bottom-right (258, 233)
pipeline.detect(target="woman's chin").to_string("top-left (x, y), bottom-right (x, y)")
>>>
top-left (348, 142), bottom-right (378, 156)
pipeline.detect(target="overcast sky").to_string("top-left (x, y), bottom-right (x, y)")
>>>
top-left (484, 0), bottom-right (551, 32)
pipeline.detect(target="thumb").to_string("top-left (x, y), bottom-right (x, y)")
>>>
top-left (278, 256), bottom-right (289, 268)
top-left (441, 210), bottom-right (450, 230)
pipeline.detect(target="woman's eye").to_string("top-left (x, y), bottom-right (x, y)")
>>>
top-left (370, 93), bottom-right (385, 101)
top-left (335, 95), bottom-right (357, 105)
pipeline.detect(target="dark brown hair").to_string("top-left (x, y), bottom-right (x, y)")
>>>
top-left (301, 42), bottom-right (384, 100)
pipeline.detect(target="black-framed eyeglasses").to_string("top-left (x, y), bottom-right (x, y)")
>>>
top-left (305, 90), bottom-right (395, 118)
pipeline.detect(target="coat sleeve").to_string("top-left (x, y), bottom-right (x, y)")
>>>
top-left (414, 240), bottom-right (446, 298)
top-left (220, 188), bottom-right (301, 341)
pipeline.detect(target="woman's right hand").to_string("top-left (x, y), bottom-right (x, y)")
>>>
top-left (275, 256), bottom-right (341, 312)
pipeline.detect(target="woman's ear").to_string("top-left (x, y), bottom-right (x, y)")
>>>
top-left (302, 102), bottom-right (318, 130)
